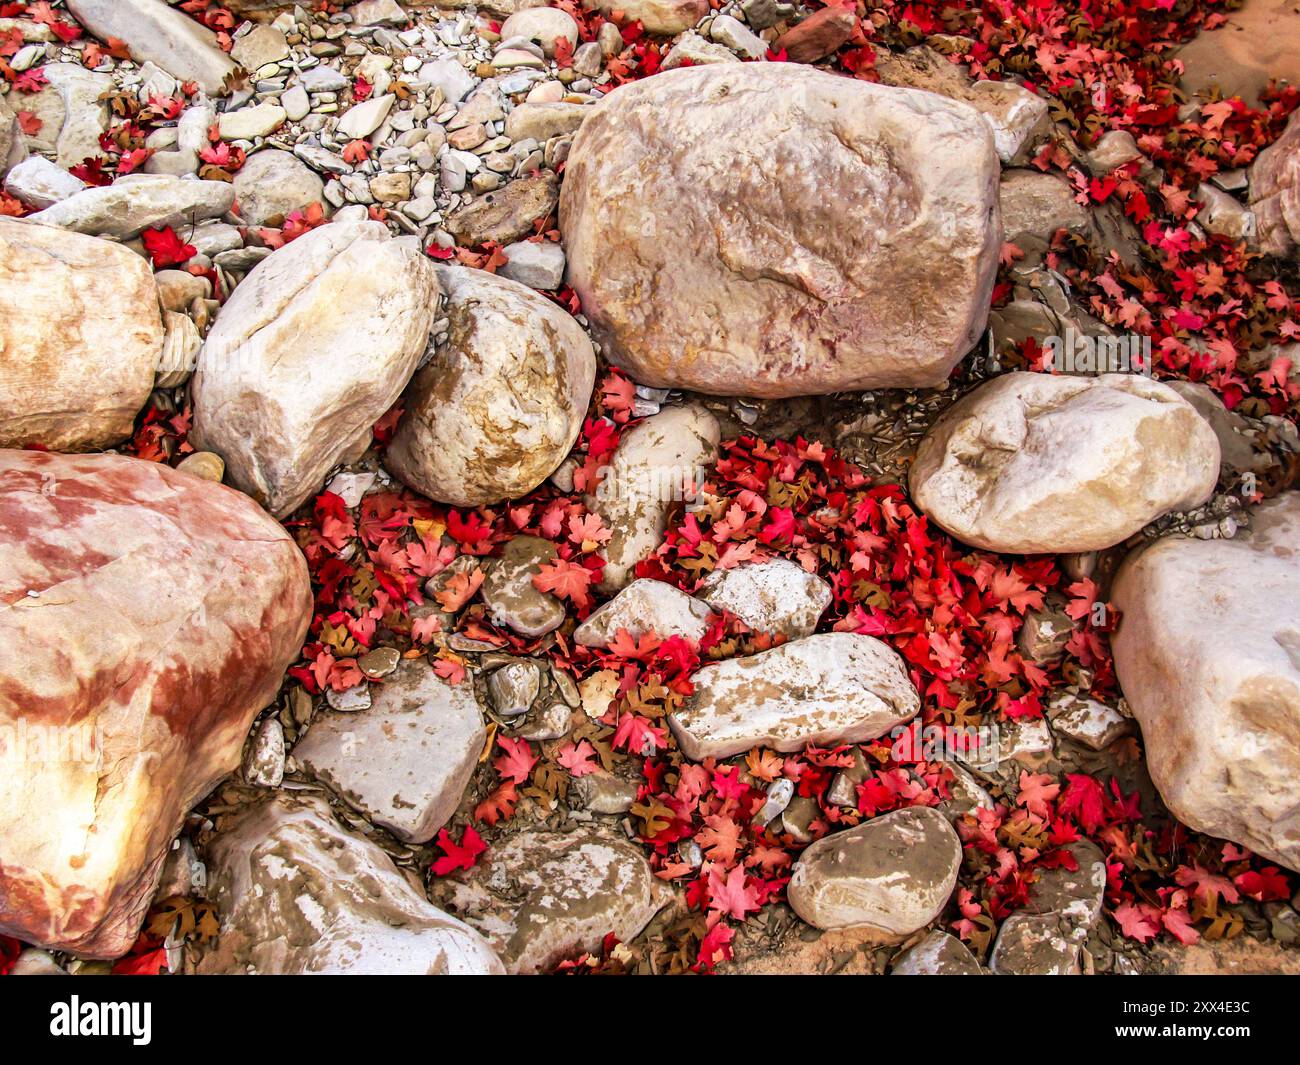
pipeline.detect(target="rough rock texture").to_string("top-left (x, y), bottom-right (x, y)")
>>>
top-left (581, 0), bottom-right (706, 35)
top-left (293, 662), bottom-right (485, 844)
top-left (196, 793), bottom-right (504, 974)
top-left (1110, 494), bottom-right (1300, 871)
top-left (0, 218), bottom-right (162, 451)
top-left (4, 156), bottom-right (87, 210)
top-left (386, 266), bottom-right (595, 507)
top-left (445, 172), bottom-right (558, 246)
top-left (0, 451), bottom-right (311, 957)
top-left (21, 64), bottom-right (112, 169)
top-left (773, 6), bottom-right (857, 64)
top-left (232, 149), bottom-right (325, 227)
top-left (787, 807), bottom-right (961, 934)
top-left (668, 632), bottom-right (920, 760)
top-left (697, 558), bottom-right (831, 639)
top-left (585, 404), bottom-right (721, 593)
top-left (191, 221), bottom-right (440, 518)
top-left (27, 174), bottom-right (235, 240)
top-left (435, 828), bottom-right (668, 974)
top-left (0, 96), bottom-right (24, 179)
top-left (1000, 169), bottom-right (1091, 243)
top-left (574, 578), bottom-right (714, 647)
top-left (988, 912), bottom-right (1081, 975)
top-left (480, 536), bottom-right (566, 638)
top-left (891, 929), bottom-right (983, 974)
top-left (561, 65), bottom-right (1000, 398)
top-left (1177, 0), bottom-right (1300, 108)
top-left (910, 373), bottom-right (1221, 553)
top-left (1250, 111), bottom-right (1300, 258)
top-left (66, 0), bottom-right (239, 96)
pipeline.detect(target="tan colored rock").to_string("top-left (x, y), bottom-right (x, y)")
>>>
top-left (500, 7), bottom-right (579, 57)
top-left (176, 451), bottom-right (226, 484)
top-left (0, 451), bottom-right (311, 957)
top-left (668, 632), bottom-right (920, 760)
top-left (574, 578), bottom-right (714, 647)
top-left (504, 101), bottom-right (590, 142)
top-left (698, 558), bottom-right (831, 638)
top-left (0, 96), bottom-right (25, 179)
top-left (1250, 110), bottom-right (1300, 258)
top-left (19, 64), bottom-right (112, 169)
top-left (66, 0), bottom-right (238, 95)
top-left (233, 149), bottom-right (323, 226)
top-left (561, 64), bottom-right (1000, 398)
top-left (1110, 494), bottom-right (1300, 871)
top-left (787, 807), bottom-right (961, 934)
top-left (585, 404), bottom-right (721, 593)
top-left (581, 0), bottom-right (706, 35)
top-left (0, 218), bottom-right (162, 451)
top-left (191, 221), bottom-right (440, 518)
top-left (1000, 169), bottom-right (1090, 244)
top-left (293, 662), bottom-right (485, 844)
top-left (910, 372), bottom-right (1221, 554)
top-left (27, 174), bottom-right (235, 241)
top-left (446, 171), bottom-right (559, 246)
top-left (434, 827), bottom-right (669, 974)
top-left (386, 266), bottom-right (594, 507)
top-left (196, 793), bottom-right (504, 974)
top-left (891, 929), bottom-right (983, 974)
top-left (480, 535), bottom-right (566, 638)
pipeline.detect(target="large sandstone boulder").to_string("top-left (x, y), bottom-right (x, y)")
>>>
top-left (434, 828), bottom-right (669, 974)
top-left (1110, 494), bottom-right (1300, 871)
top-left (386, 266), bottom-right (595, 507)
top-left (0, 218), bottom-right (162, 451)
top-left (0, 451), bottom-right (311, 957)
top-left (909, 373), bottom-right (1220, 554)
top-left (561, 65), bottom-right (1000, 398)
top-left (667, 632), bottom-right (920, 760)
top-left (293, 662), bottom-right (486, 844)
top-left (1250, 111), bottom-right (1300, 259)
top-left (787, 807), bottom-right (961, 934)
top-left (585, 404), bottom-right (721, 593)
top-left (27, 174), bottom-right (235, 241)
top-left (196, 793), bottom-right (504, 974)
top-left (191, 221), bottom-right (440, 518)
top-left (66, 0), bottom-right (239, 96)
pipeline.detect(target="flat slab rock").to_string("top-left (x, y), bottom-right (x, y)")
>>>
top-left (668, 632), bottom-right (920, 760)
top-left (0, 451), bottom-right (310, 957)
top-left (196, 793), bottom-right (503, 974)
top-left (1110, 492), bottom-right (1300, 871)
top-left (561, 64), bottom-right (1000, 398)
top-left (910, 372), bottom-right (1220, 553)
top-left (697, 557), bottom-right (831, 639)
top-left (292, 661), bottom-right (486, 845)
top-left (574, 577), bottom-right (714, 647)
top-left (787, 806), bottom-right (962, 936)
top-left (434, 827), bottom-right (670, 974)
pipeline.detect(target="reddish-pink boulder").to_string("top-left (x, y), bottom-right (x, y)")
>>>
top-left (774, 6), bottom-right (857, 64)
top-left (0, 450), bottom-right (311, 957)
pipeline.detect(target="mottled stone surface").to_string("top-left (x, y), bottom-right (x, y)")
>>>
top-left (27, 174), bottom-right (235, 240)
top-left (386, 266), bottom-right (594, 507)
top-left (480, 536), bottom-right (566, 638)
top-left (561, 65), bottom-right (1000, 397)
top-left (0, 451), bottom-right (311, 957)
top-left (293, 662), bottom-right (485, 844)
top-left (0, 218), bottom-right (162, 451)
top-left (232, 149), bottom-right (325, 227)
top-left (698, 558), bottom-right (831, 638)
top-left (668, 632), bottom-right (920, 760)
top-left (1250, 110), bottom-right (1300, 258)
top-left (787, 807), bottom-right (961, 934)
top-left (435, 827), bottom-right (669, 974)
top-left (196, 793), bottom-right (504, 974)
top-left (585, 404), bottom-right (721, 593)
top-left (66, 0), bottom-right (238, 95)
top-left (581, 0), bottom-right (706, 35)
top-left (891, 929), bottom-right (983, 974)
top-left (1110, 494), bottom-right (1300, 871)
top-left (910, 373), bottom-right (1220, 553)
top-left (191, 221), bottom-right (440, 517)
top-left (574, 578), bottom-right (714, 647)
